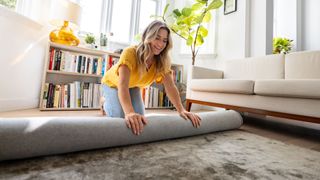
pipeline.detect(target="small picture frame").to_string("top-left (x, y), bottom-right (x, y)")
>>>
top-left (224, 0), bottom-right (237, 15)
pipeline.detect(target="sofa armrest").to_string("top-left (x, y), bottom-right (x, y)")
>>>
top-left (190, 66), bottom-right (223, 79)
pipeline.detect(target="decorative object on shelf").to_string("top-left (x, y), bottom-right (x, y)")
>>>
top-left (100, 33), bottom-right (108, 47)
top-left (85, 34), bottom-right (95, 44)
top-left (224, 0), bottom-right (237, 15)
top-left (49, 0), bottom-right (82, 46)
top-left (161, 0), bottom-right (223, 65)
top-left (273, 37), bottom-right (293, 54)
top-left (114, 48), bottom-right (123, 54)
top-left (84, 33), bottom-right (97, 48)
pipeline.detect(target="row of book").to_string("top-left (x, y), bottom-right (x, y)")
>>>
top-left (106, 55), bottom-right (120, 71)
top-left (171, 67), bottom-right (182, 83)
top-left (42, 82), bottom-right (102, 109)
top-left (48, 48), bottom-right (180, 83)
top-left (142, 86), bottom-right (173, 108)
top-left (48, 48), bottom-right (106, 75)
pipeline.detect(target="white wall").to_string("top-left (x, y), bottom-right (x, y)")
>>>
top-left (274, 0), bottom-right (299, 51)
top-left (215, 0), bottom-right (250, 61)
top-left (250, 0), bottom-right (274, 57)
top-left (274, 0), bottom-right (320, 51)
top-left (0, 7), bottom-right (48, 112)
top-left (301, 0), bottom-right (320, 50)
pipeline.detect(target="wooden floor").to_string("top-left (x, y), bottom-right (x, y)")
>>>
top-left (1, 108), bottom-right (320, 152)
top-left (240, 115), bottom-right (320, 152)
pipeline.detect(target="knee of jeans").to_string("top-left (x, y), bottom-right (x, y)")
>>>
top-left (134, 105), bottom-right (145, 115)
top-left (104, 102), bottom-right (124, 118)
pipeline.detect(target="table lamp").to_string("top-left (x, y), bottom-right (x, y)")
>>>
top-left (49, 0), bottom-right (82, 46)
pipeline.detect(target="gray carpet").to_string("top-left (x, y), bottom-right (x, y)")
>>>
top-left (1, 130), bottom-right (320, 180)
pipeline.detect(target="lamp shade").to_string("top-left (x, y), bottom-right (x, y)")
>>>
top-left (50, 0), bottom-right (82, 29)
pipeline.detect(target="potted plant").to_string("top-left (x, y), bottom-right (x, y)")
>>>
top-left (273, 37), bottom-right (293, 54)
top-left (85, 33), bottom-right (96, 48)
top-left (161, 0), bottom-right (223, 65)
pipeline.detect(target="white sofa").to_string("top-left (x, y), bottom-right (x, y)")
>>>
top-left (186, 50), bottom-right (320, 123)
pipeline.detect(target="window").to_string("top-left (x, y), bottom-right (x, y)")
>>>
top-left (138, 0), bottom-right (157, 33)
top-left (110, 0), bottom-right (133, 43)
top-left (177, 0), bottom-right (218, 56)
top-left (180, 17), bottom-right (217, 55)
top-left (78, 0), bottom-right (104, 35)
top-left (77, 0), bottom-right (163, 44)
top-left (0, 0), bottom-right (17, 10)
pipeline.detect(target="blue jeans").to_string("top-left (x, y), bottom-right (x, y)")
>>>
top-left (102, 84), bottom-right (145, 118)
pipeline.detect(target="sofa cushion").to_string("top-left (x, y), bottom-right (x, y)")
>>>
top-left (254, 80), bottom-right (320, 99)
top-left (190, 79), bottom-right (254, 94)
top-left (285, 50), bottom-right (320, 79)
top-left (224, 54), bottom-right (285, 80)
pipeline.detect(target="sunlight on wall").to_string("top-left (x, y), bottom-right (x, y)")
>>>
top-left (10, 34), bottom-right (48, 66)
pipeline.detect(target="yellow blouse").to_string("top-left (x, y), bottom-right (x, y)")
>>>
top-left (102, 46), bottom-right (171, 88)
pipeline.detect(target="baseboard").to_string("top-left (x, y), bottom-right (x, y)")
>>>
top-left (0, 98), bottom-right (38, 112)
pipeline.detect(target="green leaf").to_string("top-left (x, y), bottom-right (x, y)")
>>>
top-left (196, 0), bottom-right (208, 4)
top-left (170, 24), bottom-right (179, 32)
top-left (134, 33), bottom-right (142, 42)
top-left (173, 9), bottom-right (182, 17)
top-left (198, 26), bottom-right (208, 37)
top-left (203, 12), bottom-right (211, 22)
top-left (176, 16), bottom-right (185, 25)
top-left (196, 34), bottom-right (204, 46)
top-left (180, 25), bottom-right (190, 32)
top-left (182, 8), bottom-right (192, 17)
top-left (273, 37), bottom-right (293, 54)
top-left (191, 3), bottom-right (204, 11)
top-left (163, 4), bottom-right (170, 17)
top-left (181, 31), bottom-right (189, 39)
top-left (207, 0), bottom-right (223, 10)
top-left (182, 16), bottom-right (194, 26)
top-left (194, 15), bottom-right (203, 24)
top-left (187, 36), bottom-right (193, 46)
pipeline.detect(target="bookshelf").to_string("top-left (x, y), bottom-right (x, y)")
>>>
top-left (39, 42), bottom-right (120, 111)
top-left (143, 63), bottom-right (184, 109)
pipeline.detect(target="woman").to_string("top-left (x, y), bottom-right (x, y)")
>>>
top-left (101, 20), bottom-right (201, 135)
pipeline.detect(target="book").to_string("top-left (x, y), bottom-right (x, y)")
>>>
top-left (53, 85), bottom-right (61, 108)
top-left (48, 48), bottom-right (54, 70)
top-left (42, 83), bottom-right (49, 108)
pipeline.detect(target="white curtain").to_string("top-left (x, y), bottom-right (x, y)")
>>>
top-left (15, 0), bottom-right (54, 25)
top-left (16, 0), bottom-right (79, 25)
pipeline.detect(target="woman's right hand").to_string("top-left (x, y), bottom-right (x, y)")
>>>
top-left (125, 112), bottom-right (148, 135)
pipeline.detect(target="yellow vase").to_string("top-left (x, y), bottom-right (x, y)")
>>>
top-left (49, 21), bottom-right (80, 46)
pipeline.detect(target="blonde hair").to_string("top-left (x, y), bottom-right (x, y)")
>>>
top-left (136, 20), bottom-right (173, 77)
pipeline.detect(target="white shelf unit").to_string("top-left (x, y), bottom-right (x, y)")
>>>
top-left (39, 42), bottom-right (120, 111)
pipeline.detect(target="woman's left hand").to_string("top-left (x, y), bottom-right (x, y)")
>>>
top-left (179, 110), bottom-right (201, 128)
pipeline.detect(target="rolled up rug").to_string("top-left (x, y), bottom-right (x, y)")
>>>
top-left (0, 110), bottom-right (242, 161)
